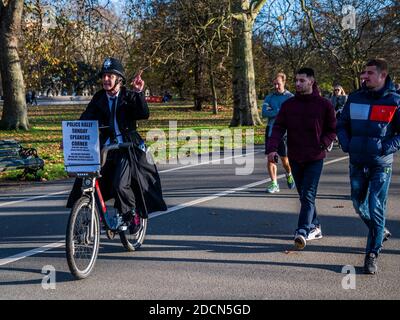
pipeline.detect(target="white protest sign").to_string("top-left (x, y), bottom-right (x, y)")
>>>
top-left (62, 120), bottom-right (100, 173)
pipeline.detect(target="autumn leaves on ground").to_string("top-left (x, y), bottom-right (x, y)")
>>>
top-left (0, 103), bottom-right (265, 182)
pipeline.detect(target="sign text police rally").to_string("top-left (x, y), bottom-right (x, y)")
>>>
top-left (62, 120), bottom-right (100, 173)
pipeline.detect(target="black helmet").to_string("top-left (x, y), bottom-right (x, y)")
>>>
top-left (99, 57), bottom-right (125, 80)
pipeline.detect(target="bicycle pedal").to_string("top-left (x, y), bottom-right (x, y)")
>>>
top-left (106, 230), bottom-right (116, 240)
top-left (119, 225), bottom-right (128, 232)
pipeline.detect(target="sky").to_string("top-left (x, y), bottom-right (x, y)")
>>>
top-left (101, 0), bottom-right (123, 15)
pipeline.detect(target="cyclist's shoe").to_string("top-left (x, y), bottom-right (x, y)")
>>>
top-left (128, 212), bottom-right (143, 236)
top-left (383, 227), bottom-right (392, 243)
top-left (118, 210), bottom-right (135, 232)
top-left (266, 181), bottom-right (280, 193)
top-left (364, 253), bottom-right (378, 275)
top-left (122, 210), bottom-right (134, 224)
top-left (286, 173), bottom-right (295, 190)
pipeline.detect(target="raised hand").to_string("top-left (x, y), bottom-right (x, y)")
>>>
top-left (131, 70), bottom-right (145, 92)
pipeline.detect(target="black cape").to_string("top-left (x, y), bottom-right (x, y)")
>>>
top-left (66, 134), bottom-right (167, 218)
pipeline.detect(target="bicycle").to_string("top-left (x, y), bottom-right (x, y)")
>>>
top-left (65, 142), bottom-right (147, 280)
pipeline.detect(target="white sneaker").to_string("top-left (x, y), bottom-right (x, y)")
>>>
top-left (294, 231), bottom-right (307, 250)
top-left (307, 226), bottom-right (323, 241)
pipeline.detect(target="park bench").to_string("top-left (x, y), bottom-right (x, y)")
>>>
top-left (0, 140), bottom-right (44, 178)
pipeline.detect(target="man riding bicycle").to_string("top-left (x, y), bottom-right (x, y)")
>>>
top-left (66, 57), bottom-right (167, 233)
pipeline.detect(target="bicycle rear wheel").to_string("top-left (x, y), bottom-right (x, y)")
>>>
top-left (66, 196), bottom-right (100, 279)
top-left (119, 215), bottom-right (147, 252)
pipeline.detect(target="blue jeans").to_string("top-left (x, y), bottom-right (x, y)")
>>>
top-left (289, 159), bottom-right (324, 236)
top-left (350, 164), bottom-right (392, 255)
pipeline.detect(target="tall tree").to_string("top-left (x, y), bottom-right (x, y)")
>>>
top-left (125, 0), bottom-right (232, 112)
top-left (230, 0), bottom-right (267, 127)
top-left (176, 0), bottom-right (231, 113)
top-left (300, 0), bottom-right (399, 90)
top-left (0, 0), bottom-right (29, 130)
top-left (257, 0), bottom-right (315, 78)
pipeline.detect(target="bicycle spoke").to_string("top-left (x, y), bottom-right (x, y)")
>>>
top-left (71, 204), bottom-right (97, 273)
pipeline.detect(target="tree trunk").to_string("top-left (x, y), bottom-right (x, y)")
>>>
top-left (0, 0), bottom-right (29, 130)
top-left (353, 76), bottom-right (360, 91)
top-left (352, 65), bottom-right (361, 90)
top-left (174, 79), bottom-right (185, 100)
top-left (230, 1), bottom-right (263, 127)
top-left (193, 49), bottom-right (206, 111)
top-left (210, 71), bottom-right (218, 115)
top-left (209, 55), bottom-right (218, 115)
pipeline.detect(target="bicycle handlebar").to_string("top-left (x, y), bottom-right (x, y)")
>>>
top-left (100, 142), bottom-right (135, 167)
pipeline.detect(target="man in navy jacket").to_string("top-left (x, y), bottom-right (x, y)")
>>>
top-left (337, 59), bottom-right (400, 274)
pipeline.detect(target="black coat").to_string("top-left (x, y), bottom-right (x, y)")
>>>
top-left (66, 87), bottom-right (167, 217)
top-left (80, 87), bottom-right (150, 144)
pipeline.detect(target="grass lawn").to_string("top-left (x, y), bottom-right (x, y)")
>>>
top-left (0, 102), bottom-right (266, 182)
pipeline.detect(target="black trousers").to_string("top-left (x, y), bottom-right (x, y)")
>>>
top-left (100, 149), bottom-right (136, 214)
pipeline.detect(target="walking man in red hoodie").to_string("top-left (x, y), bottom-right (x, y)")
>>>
top-left (266, 68), bottom-right (337, 250)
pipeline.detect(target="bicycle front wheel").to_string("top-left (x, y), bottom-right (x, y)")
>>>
top-left (66, 196), bottom-right (100, 279)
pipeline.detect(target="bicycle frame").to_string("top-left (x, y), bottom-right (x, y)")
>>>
top-left (77, 173), bottom-right (100, 237)
top-left (66, 141), bottom-right (147, 279)
top-left (75, 172), bottom-right (119, 234)
top-left (74, 142), bottom-right (136, 234)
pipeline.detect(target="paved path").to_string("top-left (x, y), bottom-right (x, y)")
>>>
top-left (0, 147), bottom-right (399, 299)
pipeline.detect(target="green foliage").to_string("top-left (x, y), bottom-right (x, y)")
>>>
top-left (318, 82), bottom-right (334, 95)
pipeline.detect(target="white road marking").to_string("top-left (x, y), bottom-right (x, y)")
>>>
top-left (158, 151), bottom-right (261, 173)
top-left (0, 191), bottom-right (70, 208)
top-left (0, 241), bottom-right (64, 266)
